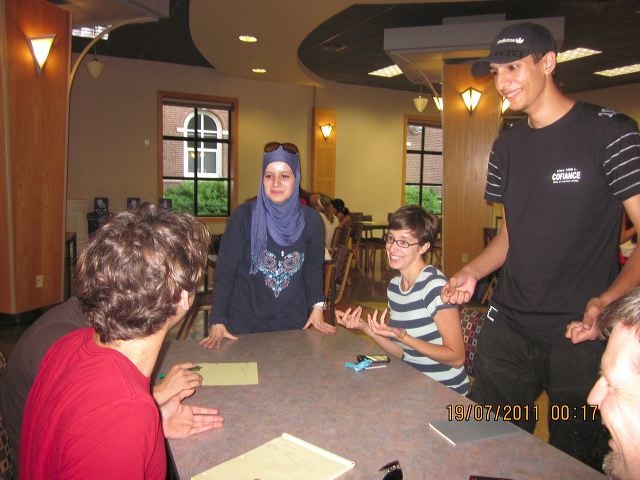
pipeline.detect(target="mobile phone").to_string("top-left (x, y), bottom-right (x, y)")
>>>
top-left (357, 354), bottom-right (390, 364)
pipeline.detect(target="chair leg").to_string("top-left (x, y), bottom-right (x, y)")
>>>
top-left (481, 276), bottom-right (497, 305)
top-left (177, 309), bottom-right (197, 340)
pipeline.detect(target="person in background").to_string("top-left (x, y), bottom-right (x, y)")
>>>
top-left (19, 204), bottom-right (224, 479)
top-left (337, 205), bottom-right (469, 394)
top-left (588, 287), bottom-right (640, 480)
top-left (318, 195), bottom-right (339, 249)
top-left (298, 186), bottom-right (311, 207)
top-left (200, 142), bottom-right (335, 350)
top-left (331, 198), bottom-right (352, 228)
top-left (440, 22), bottom-right (640, 468)
top-left (0, 296), bottom-right (203, 461)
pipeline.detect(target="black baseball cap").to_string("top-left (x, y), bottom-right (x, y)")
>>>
top-left (471, 22), bottom-right (557, 77)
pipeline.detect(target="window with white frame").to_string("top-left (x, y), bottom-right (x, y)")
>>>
top-left (179, 111), bottom-right (222, 178)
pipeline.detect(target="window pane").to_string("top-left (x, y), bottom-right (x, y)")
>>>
top-left (162, 179), bottom-right (194, 214)
top-left (422, 154), bottom-right (443, 183)
top-left (406, 153), bottom-right (421, 183)
top-left (424, 125), bottom-right (442, 151)
top-left (201, 151), bottom-right (216, 174)
top-left (202, 113), bottom-right (216, 132)
top-left (407, 124), bottom-right (423, 150)
top-left (421, 186), bottom-right (442, 215)
top-left (162, 104), bottom-right (195, 137)
top-left (163, 139), bottom-right (186, 177)
top-left (197, 180), bottom-right (229, 216)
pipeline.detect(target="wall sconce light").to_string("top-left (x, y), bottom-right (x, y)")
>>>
top-left (501, 97), bottom-right (510, 114)
top-left (320, 123), bottom-right (333, 141)
top-left (460, 87), bottom-right (482, 114)
top-left (433, 96), bottom-right (444, 111)
top-left (86, 57), bottom-right (105, 80)
top-left (27, 34), bottom-right (56, 75)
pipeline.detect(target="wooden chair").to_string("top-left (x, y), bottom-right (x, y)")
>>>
top-left (175, 234), bottom-right (221, 340)
top-left (330, 224), bottom-right (352, 251)
top-left (323, 246), bottom-right (354, 325)
top-left (349, 221), bottom-right (364, 270)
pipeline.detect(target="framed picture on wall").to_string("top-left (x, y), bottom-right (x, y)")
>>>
top-left (94, 197), bottom-right (109, 217)
top-left (158, 198), bottom-right (172, 211)
top-left (127, 197), bottom-right (141, 209)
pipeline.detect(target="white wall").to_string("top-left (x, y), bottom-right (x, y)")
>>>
top-left (68, 55), bottom-right (423, 230)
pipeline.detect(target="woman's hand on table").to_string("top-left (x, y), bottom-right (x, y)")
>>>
top-left (152, 362), bottom-right (203, 406)
top-left (200, 323), bottom-right (238, 349)
top-left (304, 307), bottom-right (336, 334)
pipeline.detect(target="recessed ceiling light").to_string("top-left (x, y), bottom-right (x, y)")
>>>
top-left (239, 35), bottom-right (258, 43)
top-left (72, 25), bottom-right (110, 40)
top-left (252, 68), bottom-right (267, 74)
top-left (595, 64), bottom-right (640, 77)
top-left (368, 65), bottom-right (402, 77)
top-left (557, 48), bottom-right (601, 63)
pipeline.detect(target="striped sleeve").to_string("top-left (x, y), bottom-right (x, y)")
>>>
top-left (484, 140), bottom-right (503, 202)
top-left (603, 114), bottom-right (640, 200)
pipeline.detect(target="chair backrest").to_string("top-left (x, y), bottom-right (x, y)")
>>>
top-left (0, 349), bottom-right (15, 480)
top-left (458, 306), bottom-right (487, 377)
top-left (330, 225), bottom-right (351, 250)
top-left (324, 246), bottom-right (353, 306)
top-left (350, 222), bottom-right (363, 250)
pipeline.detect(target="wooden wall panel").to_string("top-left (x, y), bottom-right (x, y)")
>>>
top-left (0, 0), bottom-right (70, 314)
top-left (311, 107), bottom-right (336, 196)
top-left (442, 64), bottom-right (502, 276)
top-left (0, 9), bottom-right (11, 311)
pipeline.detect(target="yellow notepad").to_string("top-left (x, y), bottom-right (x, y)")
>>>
top-left (191, 433), bottom-right (355, 480)
top-left (198, 362), bottom-right (258, 386)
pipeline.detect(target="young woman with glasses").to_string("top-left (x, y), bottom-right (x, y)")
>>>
top-left (200, 142), bottom-right (335, 349)
top-left (336, 205), bottom-right (469, 394)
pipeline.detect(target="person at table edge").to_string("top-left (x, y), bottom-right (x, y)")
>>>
top-left (201, 142), bottom-right (335, 349)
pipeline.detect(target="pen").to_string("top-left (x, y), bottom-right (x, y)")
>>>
top-left (157, 365), bottom-right (201, 380)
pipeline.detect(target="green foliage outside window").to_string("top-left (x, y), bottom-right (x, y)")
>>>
top-left (405, 186), bottom-right (442, 214)
top-left (164, 181), bottom-right (228, 216)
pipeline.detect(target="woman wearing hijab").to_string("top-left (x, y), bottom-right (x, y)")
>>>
top-left (200, 142), bottom-right (336, 349)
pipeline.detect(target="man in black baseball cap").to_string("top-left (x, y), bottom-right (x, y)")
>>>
top-left (471, 22), bottom-right (557, 77)
top-left (441, 20), bottom-right (640, 472)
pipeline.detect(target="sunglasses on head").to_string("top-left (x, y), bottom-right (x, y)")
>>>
top-left (380, 460), bottom-right (403, 479)
top-left (264, 142), bottom-right (299, 154)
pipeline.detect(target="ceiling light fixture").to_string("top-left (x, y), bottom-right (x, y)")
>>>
top-left (412, 84), bottom-right (428, 112)
top-left (239, 35), bottom-right (258, 43)
top-left (557, 47), bottom-right (601, 63)
top-left (460, 87), bottom-right (481, 115)
top-left (86, 57), bottom-right (105, 80)
top-left (368, 65), bottom-right (402, 77)
top-left (433, 96), bottom-right (443, 111)
top-left (595, 64), bottom-right (640, 77)
top-left (320, 123), bottom-right (334, 141)
top-left (27, 34), bottom-right (56, 75)
top-left (252, 67), bottom-right (267, 74)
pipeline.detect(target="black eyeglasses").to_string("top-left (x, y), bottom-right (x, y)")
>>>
top-left (264, 142), bottom-right (299, 154)
top-left (383, 233), bottom-right (421, 249)
top-left (379, 460), bottom-right (403, 479)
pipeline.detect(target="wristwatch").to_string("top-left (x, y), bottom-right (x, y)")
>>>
top-left (312, 301), bottom-right (327, 311)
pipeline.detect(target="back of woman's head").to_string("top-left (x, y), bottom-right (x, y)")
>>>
top-left (74, 203), bottom-right (210, 343)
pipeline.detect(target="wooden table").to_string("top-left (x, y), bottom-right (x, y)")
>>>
top-left (159, 329), bottom-right (603, 480)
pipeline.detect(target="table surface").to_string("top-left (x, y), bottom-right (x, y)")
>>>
top-left (160, 329), bottom-right (603, 480)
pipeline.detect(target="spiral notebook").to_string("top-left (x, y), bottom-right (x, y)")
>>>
top-left (191, 433), bottom-right (355, 480)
